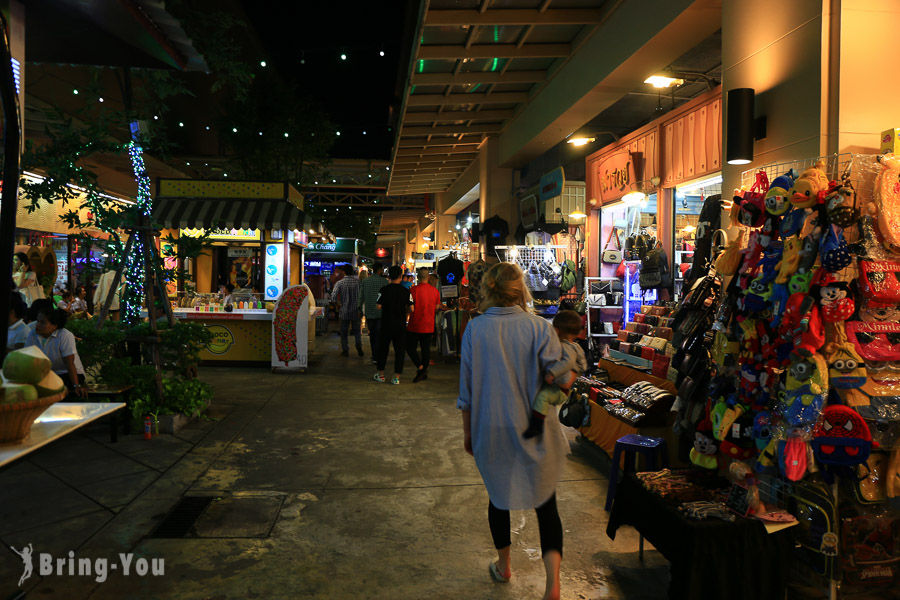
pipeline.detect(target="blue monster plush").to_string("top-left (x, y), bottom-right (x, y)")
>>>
top-left (779, 207), bottom-right (808, 238)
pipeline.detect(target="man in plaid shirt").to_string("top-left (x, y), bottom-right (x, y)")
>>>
top-left (332, 264), bottom-right (362, 357)
top-left (358, 263), bottom-right (388, 364)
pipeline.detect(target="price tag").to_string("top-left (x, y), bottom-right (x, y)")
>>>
top-left (542, 278), bottom-right (549, 286)
top-left (551, 263), bottom-right (562, 274)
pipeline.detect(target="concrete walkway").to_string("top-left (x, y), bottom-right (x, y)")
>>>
top-left (0, 328), bottom-right (668, 599)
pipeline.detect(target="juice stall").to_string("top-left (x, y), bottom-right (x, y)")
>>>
top-left (153, 179), bottom-right (327, 366)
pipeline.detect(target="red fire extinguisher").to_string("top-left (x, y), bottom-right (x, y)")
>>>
top-left (144, 417), bottom-right (152, 440)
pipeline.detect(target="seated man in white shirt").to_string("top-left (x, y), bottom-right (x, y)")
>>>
top-left (7, 291), bottom-right (28, 351)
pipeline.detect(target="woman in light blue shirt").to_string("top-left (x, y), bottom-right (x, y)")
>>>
top-left (458, 262), bottom-right (565, 599)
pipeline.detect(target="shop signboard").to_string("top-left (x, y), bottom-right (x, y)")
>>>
top-left (264, 243), bottom-right (284, 300)
top-left (520, 194), bottom-right (539, 229)
top-left (595, 151), bottom-right (637, 205)
top-left (308, 239), bottom-right (356, 254)
top-left (538, 167), bottom-right (566, 202)
top-left (181, 227), bottom-right (261, 242)
top-left (227, 248), bottom-right (254, 257)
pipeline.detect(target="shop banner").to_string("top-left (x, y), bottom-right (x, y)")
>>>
top-left (520, 194), bottom-right (539, 229)
top-left (539, 167), bottom-right (566, 202)
top-left (595, 151), bottom-right (637, 205)
top-left (308, 238), bottom-right (356, 254)
top-left (264, 243), bottom-right (284, 300)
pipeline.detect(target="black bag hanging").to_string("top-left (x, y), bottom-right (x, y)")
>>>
top-left (685, 194), bottom-right (723, 289)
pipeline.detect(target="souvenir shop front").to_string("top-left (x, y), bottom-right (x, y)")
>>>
top-left (577, 152), bottom-right (900, 599)
top-left (152, 179), bottom-right (321, 365)
top-left (585, 86), bottom-right (723, 370)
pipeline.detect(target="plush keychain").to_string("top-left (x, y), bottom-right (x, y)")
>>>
top-left (770, 282), bottom-right (791, 328)
top-left (811, 405), bottom-right (875, 467)
top-left (753, 411), bottom-right (774, 452)
top-left (789, 269), bottom-right (816, 295)
top-left (791, 160), bottom-right (830, 209)
top-left (813, 278), bottom-right (854, 323)
top-left (779, 292), bottom-right (824, 359)
top-left (797, 234), bottom-right (820, 274)
top-left (759, 214), bottom-right (781, 248)
top-left (765, 170), bottom-right (799, 216)
top-left (779, 436), bottom-right (810, 481)
top-left (775, 235), bottom-right (801, 284)
top-left (690, 413), bottom-right (719, 470)
top-left (780, 207), bottom-right (808, 238)
top-left (744, 274), bottom-right (773, 313)
top-left (782, 353), bottom-right (829, 427)
top-left (825, 180), bottom-right (858, 229)
top-left (819, 225), bottom-right (852, 272)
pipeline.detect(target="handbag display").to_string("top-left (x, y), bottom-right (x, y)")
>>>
top-left (602, 227), bottom-right (624, 264)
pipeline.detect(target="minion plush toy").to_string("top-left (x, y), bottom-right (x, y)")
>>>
top-left (765, 169), bottom-right (799, 216)
top-left (782, 353), bottom-right (829, 427)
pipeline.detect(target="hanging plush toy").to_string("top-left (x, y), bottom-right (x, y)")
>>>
top-left (819, 225), bottom-right (852, 272)
top-left (759, 214), bottom-right (781, 248)
top-left (782, 353), bottom-right (829, 427)
top-left (824, 180), bottom-right (858, 229)
top-left (753, 411), bottom-right (774, 452)
top-left (765, 169), bottom-right (799, 216)
top-left (779, 292), bottom-right (824, 359)
top-left (797, 233), bottom-right (820, 274)
top-left (811, 405), bottom-right (875, 467)
top-left (780, 207), bottom-right (808, 238)
top-left (813, 278), bottom-right (854, 323)
top-left (690, 413), bottom-right (718, 470)
top-left (775, 235), bottom-right (801, 284)
top-left (789, 270), bottom-right (815, 295)
top-left (791, 160), bottom-right (830, 209)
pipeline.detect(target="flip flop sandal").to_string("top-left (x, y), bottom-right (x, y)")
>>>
top-left (489, 562), bottom-right (510, 583)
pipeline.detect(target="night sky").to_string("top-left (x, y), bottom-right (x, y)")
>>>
top-left (241, 0), bottom-right (413, 160)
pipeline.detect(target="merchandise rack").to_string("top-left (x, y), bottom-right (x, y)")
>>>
top-left (740, 152), bottom-right (853, 190)
top-left (584, 276), bottom-right (623, 352)
top-left (497, 245), bottom-right (579, 321)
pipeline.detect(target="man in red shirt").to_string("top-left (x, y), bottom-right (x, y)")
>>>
top-left (407, 268), bottom-right (443, 382)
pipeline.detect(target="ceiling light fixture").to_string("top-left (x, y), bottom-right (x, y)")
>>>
top-left (566, 136), bottom-right (595, 147)
top-left (260, 60), bottom-right (267, 67)
top-left (644, 74), bottom-right (684, 89)
top-left (568, 209), bottom-right (587, 219)
top-left (622, 191), bottom-right (646, 205)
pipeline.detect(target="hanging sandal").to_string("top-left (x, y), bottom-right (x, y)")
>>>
top-left (489, 562), bottom-right (510, 583)
top-left (373, 373), bottom-right (385, 383)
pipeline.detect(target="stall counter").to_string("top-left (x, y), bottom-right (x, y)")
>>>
top-left (174, 309), bottom-right (274, 364)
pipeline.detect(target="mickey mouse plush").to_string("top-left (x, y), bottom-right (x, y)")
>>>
top-left (812, 278), bottom-right (854, 323)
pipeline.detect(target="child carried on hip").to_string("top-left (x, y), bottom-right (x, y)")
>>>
top-left (523, 310), bottom-right (588, 439)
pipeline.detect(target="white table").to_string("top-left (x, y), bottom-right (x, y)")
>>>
top-left (0, 402), bottom-right (126, 469)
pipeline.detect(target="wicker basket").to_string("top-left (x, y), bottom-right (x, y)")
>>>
top-left (0, 389), bottom-right (68, 444)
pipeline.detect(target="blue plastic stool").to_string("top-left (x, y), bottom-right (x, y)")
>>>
top-left (604, 434), bottom-right (669, 512)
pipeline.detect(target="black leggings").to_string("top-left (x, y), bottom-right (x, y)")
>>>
top-left (488, 493), bottom-right (563, 557)
top-left (406, 331), bottom-right (432, 370)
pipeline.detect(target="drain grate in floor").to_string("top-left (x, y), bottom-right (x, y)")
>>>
top-left (148, 496), bottom-right (214, 538)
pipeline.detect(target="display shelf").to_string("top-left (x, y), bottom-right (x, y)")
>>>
top-left (590, 333), bottom-right (617, 337)
top-left (585, 276), bottom-right (625, 353)
top-left (608, 349), bottom-right (653, 369)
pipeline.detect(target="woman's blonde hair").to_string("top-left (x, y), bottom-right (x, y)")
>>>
top-left (479, 262), bottom-right (532, 313)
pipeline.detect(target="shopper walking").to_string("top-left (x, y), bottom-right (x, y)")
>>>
top-left (358, 263), bottom-right (388, 364)
top-left (332, 264), bottom-right (363, 357)
top-left (458, 262), bottom-right (565, 600)
top-left (407, 268), bottom-right (442, 382)
top-left (374, 265), bottom-right (413, 385)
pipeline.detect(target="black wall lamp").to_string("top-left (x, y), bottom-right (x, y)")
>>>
top-left (726, 88), bottom-right (767, 166)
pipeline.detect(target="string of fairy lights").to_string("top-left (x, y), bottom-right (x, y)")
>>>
top-left (121, 140), bottom-right (153, 324)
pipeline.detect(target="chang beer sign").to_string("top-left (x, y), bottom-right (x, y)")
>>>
top-left (308, 239), bottom-right (357, 254)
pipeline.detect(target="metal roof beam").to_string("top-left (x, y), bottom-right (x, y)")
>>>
top-left (400, 124), bottom-right (502, 136)
top-left (398, 136), bottom-right (482, 148)
top-left (407, 92), bottom-right (528, 106)
top-left (418, 44), bottom-right (568, 60)
top-left (423, 9), bottom-right (606, 26)
top-left (397, 146), bottom-right (480, 156)
top-left (404, 109), bottom-right (513, 122)
top-left (393, 159), bottom-right (473, 168)
top-left (411, 70), bottom-right (545, 85)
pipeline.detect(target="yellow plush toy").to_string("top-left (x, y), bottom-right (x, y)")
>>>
top-left (775, 235), bottom-right (801, 284)
top-left (791, 160), bottom-right (830, 209)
